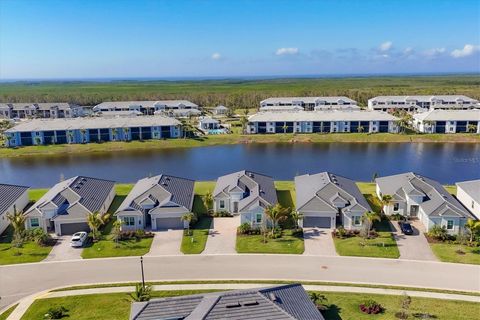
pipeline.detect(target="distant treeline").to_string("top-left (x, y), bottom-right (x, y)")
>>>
top-left (1, 75), bottom-right (479, 109)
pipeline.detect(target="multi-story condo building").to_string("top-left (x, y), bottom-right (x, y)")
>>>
top-left (368, 95), bottom-right (479, 112)
top-left (247, 110), bottom-right (399, 134)
top-left (0, 103), bottom-right (84, 119)
top-left (412, 110), bottom-right (480, 134)
top-left (94, 100), bottom-right (200, 117)
top-left (5, 116), bottom-right (181, 147)
top-left (260, 96), bottom-right (359, 111)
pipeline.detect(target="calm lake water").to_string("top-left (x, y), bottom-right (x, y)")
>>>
top-left (1, 143), bottom-right (479, 188)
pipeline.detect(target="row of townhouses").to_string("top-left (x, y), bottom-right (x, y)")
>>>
top-left (1, 172), bottom-right (478, 236)
top-left (367, 95), bottom-right (479, 112)
top-left (4, 116), bottom-right (181, 147)
top-left (0, 103), bottom-right (85, 119)
top-left (93, 100), bottom-right (200, 117)
top-left (259, 96), bottom-right (360, 111)
top-left (412, 109), bottom-right (480, 133)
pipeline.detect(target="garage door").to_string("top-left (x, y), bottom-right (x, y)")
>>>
top-left (155, 217), bottom-right (183, 230)
top-left (303, 217), bottom-right (332, 228)
top-left (60, 222), bottom-right (90, 235)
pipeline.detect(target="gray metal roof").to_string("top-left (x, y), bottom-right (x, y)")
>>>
top-left (369, 95), bottom-right (478, 104)
top-left (295, 172), bottom-right (371, 213)
top-left (376, 172), bottom-right (473, 218)
top-left (248, 110), bottom-right (398, 122)
top-left (117, 174), bottom-right (195, 214)
top-left (6, 116), bottom-right (180, 133)
top-left (0, 103), bottom-right (76, 111)
top-left (456, 179), bottom-right (480, 205)
top-left (130, 284), bottom-right (324, 320)
top-left (214, 170), bottom-right (278, 211)
top-left (25, 176), bottom-right (115, 217)
top-left (0, 184), bottom-right (29, 215)
top-left (413, 109), bottom-right (480, 121)
top-left (261, 96), bottom-right (357, 105)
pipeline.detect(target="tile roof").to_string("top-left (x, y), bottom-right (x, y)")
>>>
top-left (117, 174), bottom-right (195, 214)
top-left (0, 184), bottom-right (29, 215)
top-left (130, 284), bottom-right (324, 320)
top-left (456, 179), bottom-right (480, 205)
top-left (295, 172), bottom-right (371, 213)
top-left (248, 110), bottom-right (398, 122)
top-left (376, 172), bottom-right (473, 218)
top-left (214, 170), bottom-right (278, 212)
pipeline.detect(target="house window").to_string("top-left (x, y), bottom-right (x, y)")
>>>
top-left (393, 203), bottom-right (399, 211)
top-left (219, 200), bottom-right (225, 209)
top-left (352, 216), bottom-right (361, 226)
top-left (446, 220), bottom-right (454, 230)
top-left (30, 218), bottom-right (39, 228)
top-left (256, 213), bottom-right (262, 223)
top-left (122, 217), bottom-right (135, 226)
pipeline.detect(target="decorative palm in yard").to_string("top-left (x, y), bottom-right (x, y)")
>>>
top-left (87, 212), bottom-right (110, 241)
top-left (6, 207), bottom-right (27, 253)
top-left (112, 219), bottom-right (124, 248)
top-left (203, 191), bottom-right (214, 215)
top-left (80, 128), bottom-right (87, 143)
top-left (282, 123), bottom-right (289, 134)
top-left (465, 218), bottom-right (480, 243)
top-left (380, 194), bottom-right (393, 213)
top-left (290, 210), bottom-right (303, 231)
top-left (181, 213), bottom-right (195, 236)
top-left (239, 115), bottom-right (248, 134)
top-left (467, 124), bottom-right (477, 133)
top-left (122, 127), bottom-right (130, 141)
top-left (362, 211), bottom-right (381, 232)
top-left (264, 204), bottom-right (290, 237)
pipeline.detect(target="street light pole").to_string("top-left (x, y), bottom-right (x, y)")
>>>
top-left (140, 256), bottom-right (145, 289)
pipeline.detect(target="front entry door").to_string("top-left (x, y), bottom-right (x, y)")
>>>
top-left (233, 202), bottom-right (239, 213)
top-left (410, 205), bottom-right (419, 217)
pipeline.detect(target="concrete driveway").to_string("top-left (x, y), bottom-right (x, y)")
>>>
top-left (203, 216), bottom-right (240, 254)
top-left (393, 220), bottom-right (437, 261)
top-left (146, 229), bottom-right (183, 256)
top-left (43, 236), bottom-right (83, 262)
top-left (303, 228), bottom-right (338, 256)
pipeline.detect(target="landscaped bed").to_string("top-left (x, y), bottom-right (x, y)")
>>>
top-left (236, 229), bottom-right (305, 254)
top-left (18, 290), bottom-right (480, 320)
top-left (0, 226), bottom-right (54, 265)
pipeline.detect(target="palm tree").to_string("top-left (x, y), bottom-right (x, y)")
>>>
top-left (6, 207), bottom-right (27, 253)
top-left (181, 213), bottom-right (195, 236)
top-left (467, 123), bottom-right (477, 133)
top-left (67, 131), bottom-right (74, 144)
top-left (239, 115), bottom-right (248, 134)
top-left (290, 210), bottom-right (303, 231)
top-left (264, 204), bottom-right (290, 237)
top-left (80, 128), bottom-right (87, 143)
top-left (465, 218), bottom-right (480, 243)
top-left (361, 211), bottom-right (381, 232)
top-left (130, 283), bottom-right (152, 302)
top-left (87, 212), bottom-right (110, 241)
top-left (5, 134), bottom-right (13, 147)
top-left (423, 120), bottom-right (435, 133)
top-left (111, 129), bottom-right (117, 141)
top-left (203, 191), bottom-right (214, 215)
top-left (122, 127), bottom-right (129, 141)
top-left (34, 136), bottom-right (41, 145)
top-left (309, 292), bottom-right (328, 311)
top-left (381, 195), bottom-right (393, 214)
top-left (282, 123), bottom-right (288, 134)
top-left (357, 125), bottom-right (365, 133)
top-left (112, 219), bottom-right (124, 248)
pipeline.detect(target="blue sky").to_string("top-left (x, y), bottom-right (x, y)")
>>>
top-left (1, 0), bottom-right (479, 79)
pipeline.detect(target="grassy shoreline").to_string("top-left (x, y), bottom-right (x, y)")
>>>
top-left (1, 133), bottom-right (479, 158)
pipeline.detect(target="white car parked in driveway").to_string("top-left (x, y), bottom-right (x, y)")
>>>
top-left (70, 231), bottom-right (88, 247)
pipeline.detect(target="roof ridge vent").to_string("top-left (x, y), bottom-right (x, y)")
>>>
top-left (243, 300), bottom-right (259, 306)
top-left (225, 302), bottom-right (241, 308)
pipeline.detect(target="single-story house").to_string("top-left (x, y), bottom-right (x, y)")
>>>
top-left (368, 95), bottom-right (479, 112)
top-left (247, 110), bottom-right (399, 134)
top-left (116, 174), bottom-right (195, 230)
top-left (24, 176), bottom-right (115, 235)
top-left (412, 109), bottom-right (480, 134)
top-left (130, 284), bottom-right (324, 320)
top-left (0, 184), bottom-right (30, 235)
top-left (456, 179), bottom-right (480, 220)
top-left (376, 172), bottom-right (474, 234)
top-left (260, 96), bottom-right (358, 111)
top-left (213, 105), bottom-right (229, 115)
top-left (295, 172), bottom-right (371, 229)
top-left (213, 170), bottom-right (278, 226)
top-left (198, 116), bottom-right (221, 131)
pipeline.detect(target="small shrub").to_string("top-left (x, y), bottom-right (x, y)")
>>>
top-left (44, 306), bottom-right (68, 319)
top-left (359, 299), bottom-right (383, 314)
top-left (27, 228), bottom-right (52, 246)
top-left (130, 283), bottom-right (152, 302)
top-left (427, 225), bottom-right (453, 242)
top-left (135, 229), bottom-right (146, 239)
top-left (238, 223), bottom-right (252, 235)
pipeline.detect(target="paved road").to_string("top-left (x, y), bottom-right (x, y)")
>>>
top-left (303, 228), bottom-right (337, 256)
top-left (1, 254), bottom-right (479, 310)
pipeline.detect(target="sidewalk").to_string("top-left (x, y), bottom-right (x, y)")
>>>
top-left (5, 282), bottom-right (480, 320)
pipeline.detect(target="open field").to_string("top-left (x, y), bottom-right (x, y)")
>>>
top-left (1, 76), bottom-right (479, 108)
top-left (1, 132), bottom-right (480, 158)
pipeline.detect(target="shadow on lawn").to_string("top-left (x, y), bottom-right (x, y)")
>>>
top-left (322, 304), bottom-right (343, 320)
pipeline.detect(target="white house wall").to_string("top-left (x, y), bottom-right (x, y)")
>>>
top-left (0, 190), bottom-right (29, 235)
top-left (456, 187), bottom-right (480, 219)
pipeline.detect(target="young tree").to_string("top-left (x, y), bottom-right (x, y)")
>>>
top-left (467, 123), bottom-right (477, 133)
top-left (264, 204), bottom-right (290, 237)
top-left (381, 194), bottom-right (393, 214)
top-left (87, 212), bottom-right (110, 241)
top-left (203, 191), bottom-right (214, 215)
top-left (122, 127), bottom-right (130, 141)
top-left (130, 283), bottom-right (152, 302)
top-left (309, 292), bottom-right (328, 311)
top-left (282, 123), bottom-right (288, 134)
top-left (395, 293), bottom-right (411, 320)
top-left (290, 210), bottom-right (303, 231)
top-left (361, 211), bottom-right (381, 236)
top-left (239, 115), bottom-right (248, 134)
top-left (6, 207), bottom-right (27, 254)
top-left (181, 213), bottom-right (195, 236)
top-left (80, 128), bottom-right (87, 143)
top-left (112, 219), bottom-right (124, 248)
top-left (464, 218), bottom-right (480, 243)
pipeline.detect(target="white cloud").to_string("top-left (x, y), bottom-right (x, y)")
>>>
top-left (379, 41), bottom-right (393, 52)
top-left (423, 47), bottom-right (446, 57)
top-left (211, 52), bottom-right (222, 60)
top-left (403, 47), bottom-right (414, 55)
top-left (275, 47), bottom-right (299, 56)
top-left (451, 44), bottom-right (480, 58)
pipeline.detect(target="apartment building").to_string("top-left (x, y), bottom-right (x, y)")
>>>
top-left (412, 109), bottom-right (480, 133)
top-left (0, 103), bottom-right (84, 119)
top-left (368, 95), bottom-right (479, 112)
top-left (260, 96), bottom-right (359, 111)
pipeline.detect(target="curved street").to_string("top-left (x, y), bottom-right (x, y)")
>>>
top-left (1, 254), bottom-right (479, 310)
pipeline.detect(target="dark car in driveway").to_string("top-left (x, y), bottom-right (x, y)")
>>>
top-left (398, 221), bottom-right (414, 235)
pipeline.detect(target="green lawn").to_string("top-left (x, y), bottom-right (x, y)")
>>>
top-left (0, 304), bottom-right (17, 320)
top-left (194, 181), bottom-right (215, 195)
top-left (236, 229), bottom-right (304, 254)
top-left (429, 243), bottom-right (480, 265)
top-left (333, 231), bottom-right (399, 258)
top-left (0, 226), bottom-right (54, 265)
top-left (181, 216), bottom-right (212, 254)
top-left (19, 290), bottom-right (480, 320)
top-left (28, 188), bottom-right (48, 201)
